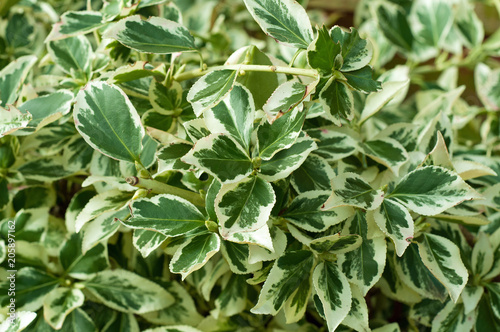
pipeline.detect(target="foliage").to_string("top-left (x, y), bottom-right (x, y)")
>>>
top-left (0, 0), bottom-right (499, 331)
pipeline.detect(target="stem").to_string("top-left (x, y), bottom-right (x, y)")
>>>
top-left (126, 176), bottom-right (205, 207)
top-left (173, 64), bottom-right (318, 82)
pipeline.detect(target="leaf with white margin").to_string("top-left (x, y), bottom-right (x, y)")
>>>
top-left (291, 153), bottom-right (336, 193)
top-left (187, 70), bottom-right (238, 117)
top-left (74, 81), bottom-right (145, 163)
top-left (368, 198), bottom-right (414, 257)
top-left (454, 160), bottom-right (497, 181)
top-left (310, 234), bottom-right (362, 255)
top-left (248, 225), bottom-right (287, 264)
top-left (18, 156), bottom-right (74, 182)
top-left (462, 285), bottom-right (483, 315)
top-left (307, 25), bottom-right (342, 75)
top-left (243, 0), bottom-right (313, 49)
top-left (417, 233), bottom-right (468, 302)
top-left (259, 134), bottom-right (317, 182)
top-left (306, 127), bottom-right (359, 162)
top-left (84, 269), bottom-right (174, 313)
top-left (17, 90), bottom-right (74, 132)
top-left (318, 78), bottom-right (354, 126)
top-left (359, 80), bottom-right (410, 125)
top-left (427, 130), bottom-right (454, 170)
top-left (251, 250), bottom-right (314, 315)
top-left (283, 266), bottom-right (312, 324)
top-left (169, 232), bottom-right (221, 279)
top-left (409, 0), bottom-right (453, 48)
top-left (224, 223), bottom-right (274, 251)
top-left (104, 15), bottom-right (196, 54)
top-left (330, 26), bottom-right (373, 72)
top-left (217, 176), bottom-right (275, 237)
top-left (257, 106), bottom-right (306, 160)
top-left (214, 274), bottom-right (248, 318)
top-left (102, 312), bottom-right (139, 332)
top-left (181, 133), bottom-right (253, 184)
top-left (47, 36), bottom-right (93, 76)
top-left (75, 189), bottom-right (132, 232)
top-left (313, 261), bottom-right (352, 332)
top-left (125, 194), bottom-right (206, 237)
top-left (359, 137), bottom-right (409, 176)
top-left (323, 172), bottom-right (384, 211)
top-left (0, 311), bottom-right (37, 332)
top-left (472, 232), bottom-right (494, 277)
top-left (133, 229), bottom-right (168, 258)
top-left (157, 142), bottom-right (192, 173)
top-left (432, 301), bottom-right (475, 332)
top-left (387, 166), bottom-right (482, 216)
top-left (341, 284), bottom-right (370, 332)
top-left (82, 209), bottom-right (127, 254)
top-left (338, 211), bottom-right (387, 295)
top-left (46, 11), bottom-right (105, 41)
top-left (0, 105), bottom-right (31, 137)
top-left (204, 84), bottom-right (254, 150)
top-left (200, 259), bottom-right (230, 301)
top-left (282, 191), bottom-right (354, 232)
top-left (0, 55), bottom-right (37, 107)
top-left (373, 323), bottom-right (401, 332)
top-left (221, 241), bottom-right (262, 274)
top-left (183, 118), bottom-right (211, 143)
top-left (263, 80), bottom-right (307, 118)
top-left (60, 232), bottom-right (109, 279)
top-left (142, 326), bottom-right (203, 332)
top-left (43, 287), bottom-right (84, 329)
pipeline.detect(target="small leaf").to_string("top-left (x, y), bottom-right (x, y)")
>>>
top-left (47, 36), bottom-right (93, 77)
top-left (343, 66), bottom-right (381, 93)
top-left (43, 287), bottom-right (85, 330)
top-left (291, 153), bottom-right (336, 193)
top-left (133, 229), bottom-right (168, 258)
top-left (263, 81), bottom-right (308, 118)
top-left (318, 78), bottom-right (354, 126)
top-left (0, 105), bottom-right (31, 137)
top-left (0, 55), bottom-right (37, 108)
top-left (431, 301), bottom-right (474, 332)
top-left (46, 11), bottom-right (105, 41)
top-left (307, 25), bottom-right (342, 75)
top-left (374, 2), bottom-right (413, 51)
top-left (330, 26), bottom-right (373, 72)
top-left (306, 127), bottom-right (359, 161)
top-left (60, 233), bottom-right (109, 279)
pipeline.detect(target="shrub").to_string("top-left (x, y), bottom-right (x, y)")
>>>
top-left (0, 0), bottom-right (499, 331)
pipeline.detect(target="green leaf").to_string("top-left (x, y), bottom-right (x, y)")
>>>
top-left (0, 105), bottom-right (32, 137)
top-left (259, 134), bottom-right (317, 182)
top-left (338, 211), bottom-right (387, 295)
top-left (282, 191), bottom-right (354, 232)
top-left (181, 134), bottom-right (252, 184)
top-left (323, 172), bottom-right (384, 211)
top-left (369, 198), bottom-right (413, 257)
top-left (84, 269), bottom-right (174, 313)
top-left (291, 153), bottom-right (335, 193)
top-left (307, 25), bottom-right (342, 75)
top-left (217, 176), bottom-right (275, 237)
top-left (343, 66), bottom-right (381, 94)
top-left (243, 0), bottom-right (313, 49)
top-left (204, 84), bottom-right (254, 150)
top-left (187, 69), bottom-right (238, 117)
top-left (432, 301), bottom-right (474, 332)
top-left (417, 233), bottom-right (468, 302)
top-left (263, 81), bottom-right (308, 118)
top-left (126, 194), bottom-right (205, 236)
top-left (387, 166), bottom-right (481, 216)
top-left (330, 26), bottom-right (372, 72)
top-left (74, 81), bottom-right (145, 163)
top-left (104, 15), bottom-right (196, 54)
top-left (170, 232), bottom-right (221, 279)
top-left (46, 11), bottom-right (105, 41)
top-left (0, 267), bottom-right (59, 311)
top-left (306, 127), bottom-right (359, 162)
top-left (476, 295), bottom-right (500, 331)
top-left (47, 36), bottom-right (93, 77)
top-left (313, 261), bottom-right (352, 332)
top-left (60, 232), bottom-right (109, 279)
top-left (318, 78), bottom-right (354, 126)
top-left (43, 287), bottom-right (85, 329)
top-left (257, 107), bottom-right (306, 160)
top-left (0, 55), bottom-right (37, 108)
top-left (251, 250), bottom-right (314, 315)
top-left (373, 2), bottom-right (413, 51)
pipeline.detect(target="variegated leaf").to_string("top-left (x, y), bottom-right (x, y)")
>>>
top-left (359, 137), bottom-right (409, 176)
top-left (472, 232), bottom-right (494, 277)
top-left (307, 25), bottom-right (342, 75)
top-left (341, 284), bottom-right (370, 332)
top-left (359, 80), bottom-right (410, 124)
top-left (251, 250), bottom-right (314, 315)
top-left (291, 153), bottom-right (336, 193)
top-left (46, 11), bottom-right (105, 41)
top-left (84, 269), bottom-right (174, 313)
top-left (263, 81), bottom-right (308, 118)
top-left (102, 312), bottom-right (139, 332)
top-left (313, 261), bottom-right (352, 332)
top-left (0, 311), bottom-right (36, 332)
top-left (200, 258), bottom-right (230, 301)
top-left (310, 234), bottom-right (362, 255)
top-left (125, 194), bottom-right (205, 236)
top-left (318, 78), bottom-right (354, 126)
top-left (43, 287), bottom-right (84, 329)
top-left (0, 105), bottom-right (31, 137)
top-left (214, 274), bottom-right (248, 318)
top-left (283, 265), bottom-right (312, 324)
top-left (133, 229), bottom-right (168, 258)
top-left (338, 211), bottom-right (387, 295)
top-left (204, 84), bottom-right (254, 150)
top-left (330, 26), bottom-right (372, 72)
top-left (306, 127), bottom-right (359, 162)
top-left (142, 326), bottom-right (203, 332)
top-left (257, 107), bottom-right (306, 160)
top-left (47, 36), bottom-right (93, 77)
top-left (0, 55), bottom-right (37, 107)
top-left (248, 225), bottom-right (287, 264)
top-left (81, 208), bottom-right (127, 254)
top-left (462, 285), bottom-right (483, 314)
top-left (410, 299), bottom-right (444, 327)
top-left (181, 134), bottom-right (252, 184)
top-left (259, 134), bottom-right (317, 182)
top-left (183, 119), bottom-right (211, 143)
top-left (387, 166), bottom-right (482, 216)
top-left (187, 70), bottom-right (238, 117)
top-left (170, 232), bottom-right (221, 279)
top-left (74, 81), bottom-right (145, 163)
top-left (344, 65), bottom-right (381, 93)
top-left (60, 233), bottom-right (109, 279)
top-left (243, 0), bottom-right (313, 49)
top-left (18, 156), bottom-right (74, 182)
top-left (282, 191), bottom-right (354, 232)
top-left (221, 241), bottom-right (262, 274)
top-left (216, 176), bottom-right (275, 237)
top-left (323, 172), bottom-right (384, 211)
top-left (104, 15), bottom-right (196, 54)
top-left (432, 301), bottom-right (475, 332)
top-left (223, 223), bottom-right (274, 250)
top-left (373, 323), bottom-right (401, 332)
top-left (368, 198), bottom-right (414, 256)
top-left (157, 142), bottom-right (192, 173)
top-left (417, 233), bottom-right (468, 302)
